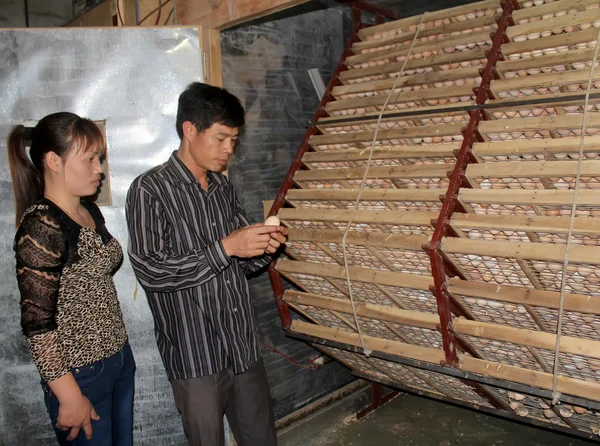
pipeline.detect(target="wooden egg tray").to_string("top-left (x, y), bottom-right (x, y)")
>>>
top-left (314, 345), bottom-right (499, 409)
top-left (498, 0), bottom-right (600, 79)
top-left (329, 1), bottom-right (507, 118)
top-left (277, 258), bottom-right (438, 313)
top-left (509, 0), bottom-right (599, 42)
top-left (313, 111), bottom-right (470, 150)
top-left (355, 0), bottom-right (500, 49)
top-left (271, 0), bottom-right (600, 439)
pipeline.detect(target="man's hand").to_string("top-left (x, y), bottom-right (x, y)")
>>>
top-left (56, 394), bottom-right (100, 441)
top-left (265, 226), bottom-right (288, 254)
top-left (222, 224), bottom-right (282, 258)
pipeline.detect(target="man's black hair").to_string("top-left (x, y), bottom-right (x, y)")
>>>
top-left (176, 82), bottom-right (245, 139)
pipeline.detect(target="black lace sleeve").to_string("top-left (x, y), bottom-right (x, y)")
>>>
top-left (15, 205), bottom-right (69, 381)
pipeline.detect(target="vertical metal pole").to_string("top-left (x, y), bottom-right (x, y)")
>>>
top-left (24, 0), bottom-right (30, 27)
top-left (426, 0), bottom-right (519, 367)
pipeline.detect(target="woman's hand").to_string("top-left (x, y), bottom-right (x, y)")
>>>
top-left (48, 372), bottom-right (100, 440)
top-left (56, 393), bottom-right (100, 440)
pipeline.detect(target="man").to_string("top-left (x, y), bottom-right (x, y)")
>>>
top-left (126, 82), bottom-right (286, 445)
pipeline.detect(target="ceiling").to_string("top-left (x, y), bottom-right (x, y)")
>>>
top-left (351, 0), bottom-right (485, 19)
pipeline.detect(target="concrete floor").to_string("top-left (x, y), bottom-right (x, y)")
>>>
top-left (301, 393), bottom-right (598, 446)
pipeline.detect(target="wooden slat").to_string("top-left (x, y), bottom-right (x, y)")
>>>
top-left (294, 164), bottom-right (451, 182)
top-left (290, 320), bottom-right (600, 401)
top-left (507, 8), bottom-right (600, 40)
top-left (346, 30), bottom-right (492, 67)
top-left (478, 113), bottom-right (600, 135)
top-left (285, 290), bottom-right (600, 359)
top-left (466, 160), bottom-right (600, 178)
top-left (496, 48), bottom-right (595, 74)
top-left (177, 0), bottom-right (309, 29)
top-left (451, 213), bottom-right (600, 234)
top-left (286, 228), bottom-right (429, 250)
top-left (310, 123), bottom-right (463, 146)
top-left (277, 208), bottom-right (436, 227)
top-left (490, 69), bottom-right (600, 94)
top-left (332, 67), bottom-right (480, 98)
top-left (291, 320), bottom-right (446, 363)
top-left (501, 28), bottom-right (599, 57)
top-left (199, 28), bottom-right (223, 87)
top-left (454, 317), bottom-right (600, 360)
top-left (487, 92), bottom-right (600, 112)
top-left (357, 0), bottom-right (499, 39)
top-left (512, 0), bottom-right (600, 21)
top-left (285, 188), bottom-right (443, 203)
top-left (276, 258), bottom-right (433, 290)
top-left (317, 104), bottom-right (470, 130)
top-left (353, 14), bottom-right (497, 53)
top-left (326, 84), bottom-right (475, 113)
top-left (472, 136), bottom-right (600, 156)
top-left (284, 290), bottom-right (439, 329)
top-left (302, 146), bottom-right (458, 163)
top-left (458, 189), bottom-right (600, 206)
top-left (339, 47), bottom-right (487, 83)
top-left (448, 278), bottom-right (600, 315)
top-left (442, 237), bottom-right (600, 265)
top-left (459, 355), bottom-right (600, 402)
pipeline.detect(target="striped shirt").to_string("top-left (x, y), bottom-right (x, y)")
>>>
top-left (125, 152), bottom-right (270, 380)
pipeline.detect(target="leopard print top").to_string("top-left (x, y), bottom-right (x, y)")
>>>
top-left (15, 198), bottom-right (127, 382)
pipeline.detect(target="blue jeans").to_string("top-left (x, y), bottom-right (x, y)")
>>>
top-left (42, 341), bottom-right (135, 446)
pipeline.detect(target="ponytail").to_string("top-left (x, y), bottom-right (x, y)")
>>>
top-left (7, 125), bottom-right (43, 226)
top-left (7, 113), bottom-right (104, 226)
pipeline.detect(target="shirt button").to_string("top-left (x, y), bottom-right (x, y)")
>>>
top-left (226, 280), bottom-right (230, 284)
top-left (233, 308), bottom-right (238, 312)
top-left (212, 223), bottom-right (216, 226)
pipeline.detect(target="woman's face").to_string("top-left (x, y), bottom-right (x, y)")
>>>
top-left (61, 145), bottom-right (104, 198)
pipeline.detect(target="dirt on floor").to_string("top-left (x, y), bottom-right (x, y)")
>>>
top-left (301, 393), bottom-right (598, 446)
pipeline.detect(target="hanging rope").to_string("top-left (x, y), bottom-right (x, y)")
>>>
top-left (341, 14), bottom-right (429, 356)
top-left (552, 26), bottom-right (600, 406)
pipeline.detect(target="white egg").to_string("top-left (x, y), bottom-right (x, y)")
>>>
top-left (264, 216), bottom-right (281, 226)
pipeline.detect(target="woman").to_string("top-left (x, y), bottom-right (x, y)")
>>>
top-left (8, 112), bottom-right (135, 445)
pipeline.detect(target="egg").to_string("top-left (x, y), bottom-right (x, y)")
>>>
top-left (264, 216), bottom-right (281, 226)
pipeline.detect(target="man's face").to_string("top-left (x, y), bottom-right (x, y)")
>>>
top-left (187, 122), bottom-right (239, 173)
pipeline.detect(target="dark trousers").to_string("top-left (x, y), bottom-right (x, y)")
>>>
top-left (170, 358), bottom-right (277, 446)
top-left (42, 341), bottom-right (136, 446)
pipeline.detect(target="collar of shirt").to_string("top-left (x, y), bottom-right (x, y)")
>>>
top-left (166, 151), bottom-right (227, 194)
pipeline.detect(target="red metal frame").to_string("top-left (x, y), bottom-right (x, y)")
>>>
top-left (357, 383), bottom-right (399, 419)
top-left (269, 0), bottom-right (520, 375)
top-left (426, 0), bottom-right (519, 367)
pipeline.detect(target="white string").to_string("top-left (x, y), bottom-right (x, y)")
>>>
top-left (551, 26), bottom-right (600, 406)
top-left (341, 14), bottom-right (429, 357)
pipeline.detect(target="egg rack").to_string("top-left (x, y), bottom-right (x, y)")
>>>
top-left (267, 0), bottom-right (600, 439)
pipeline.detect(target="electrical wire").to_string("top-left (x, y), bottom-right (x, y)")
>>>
top-left (163, 7), bottom-right (174, 25)
top-left (260, 342), bottom-right (324, 370)
top-left (154, 0), bottom-right (162, 25)
top-left (138, 0), bottom-right (172, 25)
top-left (116, 0), bottom-right (124, 25)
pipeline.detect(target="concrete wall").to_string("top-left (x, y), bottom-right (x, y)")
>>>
top-left (221, 7), bottom-right (355, 420)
